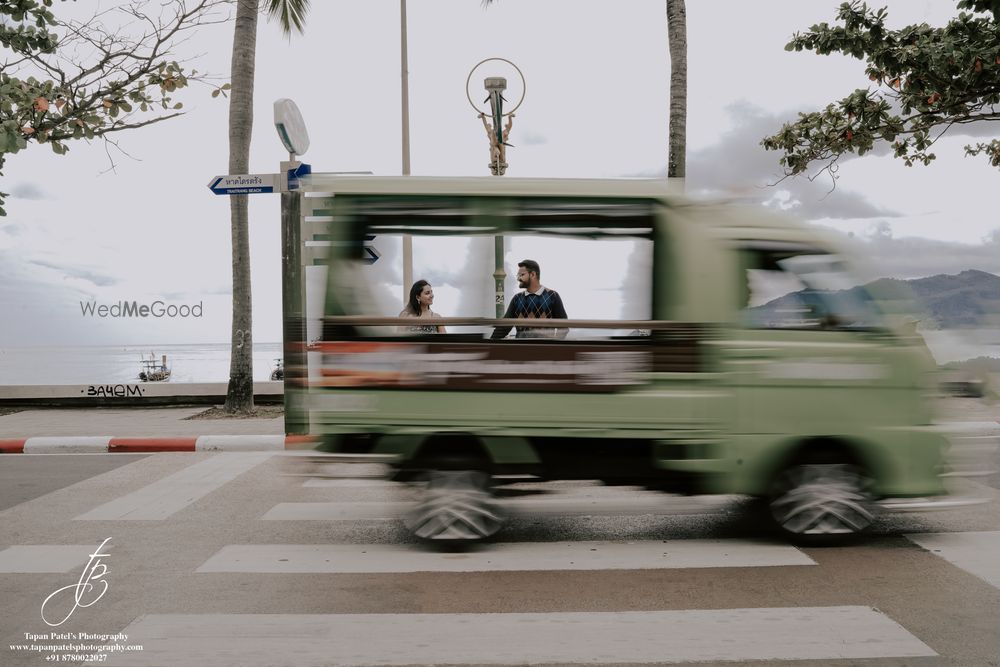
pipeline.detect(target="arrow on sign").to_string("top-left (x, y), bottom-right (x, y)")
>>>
top-left (361, 244), bottom-right (380, 265)
top-left (208, 173), bottom-right (277, 195)
top-left (286, 163), bottom-right (311, 191)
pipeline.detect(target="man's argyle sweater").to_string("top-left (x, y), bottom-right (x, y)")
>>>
top-left (491, 287), bottom-right (568, 339)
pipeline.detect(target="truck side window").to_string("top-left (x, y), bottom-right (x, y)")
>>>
top-left (741, 250), bottom-right (883, 330)
top-left (744, 267), bottom-right (822, 329)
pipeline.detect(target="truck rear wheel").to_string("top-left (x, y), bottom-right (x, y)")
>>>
top-left (768, 461), bottom-right (875, 543)
top-left (403, 468), bottom-right (504, 542)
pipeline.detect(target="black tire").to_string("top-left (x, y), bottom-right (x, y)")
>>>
top-left (768, 461), bottom-right (876, 545)
top-left (403, 467), bottom-right (504, 543)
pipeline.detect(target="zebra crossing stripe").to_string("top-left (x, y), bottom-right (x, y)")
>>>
top-left (74, 453), bottom-right (275, 520)
top-left (906, 531), bottom-right (1000, 589)
top-left (262, 501), bottom-right (403, 520)
top-left (196, 540), bottom-right (814, 573)
top-left (106, 607), bottom-right (935, 665)
top-left (263, 494), bottom-right (734, 521)
top-left (302, 478), bottom-right (392, 488)
top-left (0, 545), bottom-right (103, 573)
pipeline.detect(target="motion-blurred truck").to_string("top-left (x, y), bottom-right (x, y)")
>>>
top-left (287, 175), bottom-right (962, 544)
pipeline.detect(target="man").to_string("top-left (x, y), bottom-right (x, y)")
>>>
top-left (491, 259), bottom-right (568, 339)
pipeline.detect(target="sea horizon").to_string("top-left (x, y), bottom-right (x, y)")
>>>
top-left (0, 342), bottom-right (284, 385)
top-left (0, 331), bottom-right (997, 387)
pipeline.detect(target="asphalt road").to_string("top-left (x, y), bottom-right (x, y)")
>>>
top-left (1, 445), bottom-right (999, 667)
top-left (0, 455), bottom-right (147, 511)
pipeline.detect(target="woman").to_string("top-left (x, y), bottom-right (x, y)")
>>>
top-left (399, 279), bottom-right (446, 333)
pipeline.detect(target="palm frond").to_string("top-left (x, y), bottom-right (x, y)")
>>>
top-left (265, 0), bottom-right (311, 36)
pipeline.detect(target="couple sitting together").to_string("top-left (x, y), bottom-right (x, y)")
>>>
top-left (399, 259), bottom-right (568, 339)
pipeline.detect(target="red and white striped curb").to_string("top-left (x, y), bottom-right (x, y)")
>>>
top-left (0, 435), bottom-right (319, 454)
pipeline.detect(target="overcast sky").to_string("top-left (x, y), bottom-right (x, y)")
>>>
top-left (1, 0), bottom-right (997, 347)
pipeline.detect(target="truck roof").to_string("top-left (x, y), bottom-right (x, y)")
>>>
top-left (299, 173), bottom-right (841, 248)
top-left (300, 174), bottom-right (681, 199)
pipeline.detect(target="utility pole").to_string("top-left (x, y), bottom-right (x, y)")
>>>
top-left (400, 0), bottom-right (413, 303)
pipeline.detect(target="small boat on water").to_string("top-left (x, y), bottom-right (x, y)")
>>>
top-left (270, 358), bottom-right (284, 381)
top-left (139, 354), bottom-right (171, 382)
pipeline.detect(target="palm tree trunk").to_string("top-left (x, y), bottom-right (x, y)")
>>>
top-left (666, 0), bottom-right (687, 183)
top-left (224, 0), bottom-right (258, 413)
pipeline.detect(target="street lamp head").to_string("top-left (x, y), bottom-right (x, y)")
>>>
top-left (466, 59), bottom-right (525, 176)
top-left (484, 77), bottom-right (507, 94)
top-left (465, 58), bottom-right (526, 116)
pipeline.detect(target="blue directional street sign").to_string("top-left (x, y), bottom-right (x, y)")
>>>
top-left (208, 163), bottom-right (312, 195)
top-left (208, 174), bottom-right (276, 195)
top-left (287, 163), bottom-right (311, 190)
top-left (362, 235), bottom-right (380, 265)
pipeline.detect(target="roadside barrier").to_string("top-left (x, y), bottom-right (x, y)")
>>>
top-left (0, 435), bottom-right (318, 454)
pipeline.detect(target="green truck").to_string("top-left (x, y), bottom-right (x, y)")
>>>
top-left (289, 175), bottom-right (960, 544)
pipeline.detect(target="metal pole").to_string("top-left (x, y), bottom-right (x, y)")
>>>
top-left (400, 0), bottom-right (413, 302)
top-left (400, 0), bottom-right (411, 176)
top-left (279, 161), bottom-right (306, 435)
top-left (493, 236), bottom-right (505, 319)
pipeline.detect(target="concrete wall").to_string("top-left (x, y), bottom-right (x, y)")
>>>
top-left (0, 382), bottom-right (283, 407)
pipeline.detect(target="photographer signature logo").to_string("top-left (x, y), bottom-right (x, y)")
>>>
top-left (41, 537), bottom-right (112, 627)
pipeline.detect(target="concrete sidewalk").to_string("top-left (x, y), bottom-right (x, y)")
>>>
top-left (0, 406), bottom-right (316, 454)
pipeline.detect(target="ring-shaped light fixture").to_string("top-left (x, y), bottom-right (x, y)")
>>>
top-left (466, 57), bottom-right (526, 116)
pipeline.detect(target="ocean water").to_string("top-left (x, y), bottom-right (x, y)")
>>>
top-left (0, 332), bottom-right (995, 386)
top-left (0, 343), bottom-right (283, 385)
top-left (918, 329), bottom-right (1000, 364)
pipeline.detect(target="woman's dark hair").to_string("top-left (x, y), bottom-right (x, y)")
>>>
top-left (407, 279), bottom-right (431, 315)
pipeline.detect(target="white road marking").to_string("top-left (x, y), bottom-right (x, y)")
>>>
top-left (907, 531), bottom-right (1000, 589)
top-left (301, 478), bottom-right (393, 488)
top-left (74, 453), bottom-right (275, 520)
top-left (263, 493), bottom-right (734, 521)
top-left (503, 494), bottom-right (735, 515)
top-left (195, 540), bottom-right (814, 573)
top-left (107, 607), bottom-right (935, 666)
top-left (0, 545), bottom-right (101, 573)
top-left (261, 501), bottom-right (402, 520)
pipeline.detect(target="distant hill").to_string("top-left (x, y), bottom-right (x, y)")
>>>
top-left (873, 270), bottom-right (1000, 328)
top-left (754, 269), bottom-right (1000, 329)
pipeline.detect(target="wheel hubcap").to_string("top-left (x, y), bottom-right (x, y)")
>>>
top-left (404, 470), bottom-right (504, 541)
top-left (770, 463), bottom-right (874, 536)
